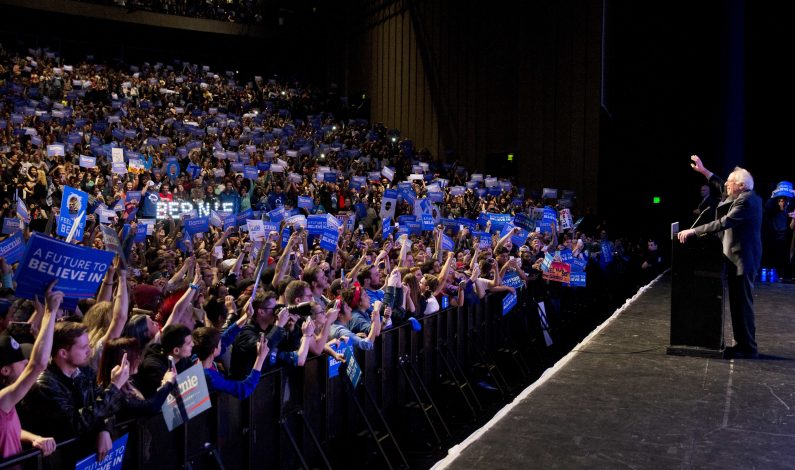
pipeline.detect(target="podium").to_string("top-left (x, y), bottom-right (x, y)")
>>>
top-left (668, 228), bottom-right (726, 357)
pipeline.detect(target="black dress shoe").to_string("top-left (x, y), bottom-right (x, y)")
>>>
top-left (723, 346), bottom-right (758, 359)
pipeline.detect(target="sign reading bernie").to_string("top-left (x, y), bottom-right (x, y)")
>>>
top-left (156, 200), bottom-right (234, 220)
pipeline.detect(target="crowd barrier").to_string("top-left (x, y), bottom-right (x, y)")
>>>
top-left (0, 286), bottom-right (598, 470)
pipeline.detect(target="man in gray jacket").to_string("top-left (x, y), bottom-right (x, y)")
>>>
top-left (678, 155), bottom-right (763, 358)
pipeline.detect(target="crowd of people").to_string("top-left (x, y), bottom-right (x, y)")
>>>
top-left (78, 0), bottom-right (264, 24)
top-left (0, 43), bottom-right (665, 465)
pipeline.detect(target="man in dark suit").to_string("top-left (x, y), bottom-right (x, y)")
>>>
top-left (678, 155), bottom-right (762, 359)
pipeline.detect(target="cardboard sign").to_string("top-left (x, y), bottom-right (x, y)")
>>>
top-left (2, 218), bottom-right (21, 235)
top-left (74, 433), bottom-right (128, 470)
top-left (343, 345), bottom-right (362, 388)
top-left (542, 261), bottom-right (571, 283)
top-left (0, 232), bottom-right (26, 265)
top-left (14, 233), bottom-right (114, 308)
top-left (319, 229), bottom-right (339, 252)
top-left (57, 186), bottom-right (88, 241)
top-left (502, 292), bottom-right (517, 316)
top-left (161, 364), bottom-right (212, 431)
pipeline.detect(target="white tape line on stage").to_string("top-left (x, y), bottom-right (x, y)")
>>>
top-left (432, 270), bottom-right (668, 469)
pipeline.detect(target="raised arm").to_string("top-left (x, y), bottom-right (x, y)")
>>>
top-left (0, 280), bottom-right (61, 413)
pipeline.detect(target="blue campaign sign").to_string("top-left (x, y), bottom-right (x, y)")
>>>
top-left (406, 221), bottom-right (422, 235)
top-left (422, 214), bottom-right (435, 231)
top-left (539, 206), bottom-right (558, 234)
top-left (79, 155), bottom-right (96, 168)
top-left (112, 162), bottom-right (127, 174)
top-left (319, 229), bottom-right (339, 252)
top-left (0, 232), bottom-right (26, 265)
top-left (184, 216), bottom-right (209, 235)
top-left (223, 214), bottom-right (237, 230)
top-left (297, 196), bottom-right (314, 210)
top-left (328, 339), bottom-right (352, 379)
top-left (502, 292), bottom-right (518, 316)
top-left (57, 186), bottom-right (89, 241)
top-left (475, 231), bottom-right (492, 249)
top-left (307, 214), bottom-right (329, 235)
top-left (502, 271), bottom-right (525, 290)
top-left (570, 258), bottom-right (587, 272)
top-left (236, 208), bottom-right (254, 227)
top-left (569, 272), bottom-right (587, 287)
top-left (441, 233), bottom-right (455, 251)
top-left (343, 346), bottom-right (362, 388)
top-left (186, 163), bottom-right (202, 179)
top-left (134, 223), bottom-right (148, 242)
top-left (323, 172), bottom-right (337, 183)
top-left (514, 213), bottom-right (534, 231)
top-left (267, 207), bottom-right (285, 223)
top-left (558, 249), bottom-right (574, 264)
top-left (382, 217), bottom-right (393, 240)
top-left (75, 433), bottom-right (128, 470)
top-left (2, 218), bottom-right (21, 235)
top-left (125, 191), bottom-right (142, 204)
top-left (244, 166), bottom-right (259, 179)
top-left (13, 233), bottom-right (114, 307)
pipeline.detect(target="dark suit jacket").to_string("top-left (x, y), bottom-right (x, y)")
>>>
top-left (693, 174), bottom-right (762, 276)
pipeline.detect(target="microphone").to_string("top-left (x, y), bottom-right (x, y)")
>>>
top-left (689, 206), bottom-right (712, 230)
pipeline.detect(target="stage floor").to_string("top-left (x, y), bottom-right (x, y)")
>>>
top-left (436, 274), bottom-right (795, 469)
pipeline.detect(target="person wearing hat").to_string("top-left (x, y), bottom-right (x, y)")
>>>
top-left (0, 281), bottom-right (60, 458)
top-left (678, 156), bottom-right (763, 359)
top-left (763, 181), bottom-right (795, 281)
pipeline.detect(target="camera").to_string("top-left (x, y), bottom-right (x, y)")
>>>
top-left (288, 302), bottom-right (313, 317)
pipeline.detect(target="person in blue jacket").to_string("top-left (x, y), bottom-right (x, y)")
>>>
top-left (192, 326), bottom-right (268, 399)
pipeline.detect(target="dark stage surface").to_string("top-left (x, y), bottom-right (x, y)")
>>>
top-left (435, 274), bottom-right (795, 469)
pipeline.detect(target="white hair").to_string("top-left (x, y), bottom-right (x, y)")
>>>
top-left (730, 167), bottom-right (754, 191)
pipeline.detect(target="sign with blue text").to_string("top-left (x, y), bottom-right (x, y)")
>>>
top-left (0, 232), bottom-right (26, 265)
top-left (74, 434), bottom-right (128, 470)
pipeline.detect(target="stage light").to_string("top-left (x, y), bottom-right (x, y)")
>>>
top-left (653, 196), bottom-right (661, 204)
top-left (507, 153), bottom-right (514, 161)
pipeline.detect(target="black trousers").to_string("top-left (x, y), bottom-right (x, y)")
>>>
top-left (726, 261), bottom-right (757, 353)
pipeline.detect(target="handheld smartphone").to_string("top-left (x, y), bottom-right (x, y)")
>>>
top-left (167, 355), bottom-right (176, 368)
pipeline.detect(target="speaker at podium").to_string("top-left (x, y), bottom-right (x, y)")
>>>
top-left (668, 221), bottom-right (727, 357)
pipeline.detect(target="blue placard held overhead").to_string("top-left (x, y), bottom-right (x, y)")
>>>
top-left (13, 233), bottom-right (115, 308)
top-left (2, 218), bottom-right (21, 235)
top-left (0, 232), bottom-right (26, 265)
top-left (184, 216), bottom-right (209, 235)
top-left (56, 186), bottom-right (89, 241)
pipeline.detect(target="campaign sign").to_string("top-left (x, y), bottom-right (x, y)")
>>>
top-left (319, 229), bottom-right (339, 252)
top-left (134, 223), bottom-right (148, 242)
top-left (382, 217), bottom-right (393, 240)
top-left (236, 209), bottom-right (253, 228)
top-left (539, 206), bottom-right (558, 235)
top-left (74, 433), bottom-right (128, 470)
top-left (502, 271), bottom-right (525, 290)
top-left (343, 345), bottom-right (362, 388)
top-left (328, 339), bottom-right (352, 379)
top-left (184, 216), bottom-right (209, 236)
top-left (284, 214), bottom-right (307, 229)
top-left (112, 162), bottom-right (127, 174)
top-left (2, 218), bottom-right (21, 235)
top-left (247, 219), bottom-right (265, 241)
top-left (502, 292), bottom-right (517, 316)
top-left (297, 196), bottom-right (314, 210)
top-left (13, 233), bottom-right (114, 307)
top-left (47, 143), bottom-right (65, 157)
top-left (243, 166), bottom-right (259, 180)
top-left (57, 186), bottom-right (88, 241)
top-left (568, 272), bottom-right (586, 287)
top-left (79, 155), bottom-right (96, 168)
top-left (99, 226), bottom-right (121, 255)
top-left (559, 208), bottom-right (574, 231)
top-left (421, 214), bottom-right (435, 231)
top-left (161, 364), bottom-right (212, 431)
top-left (570, 258), bottom-right (587, 272)
top-left (223, 214), bottom-right (237, 231)
top-left (0, 232), bottom-right (25, 265)
top-left (475, 231), bottom-right (492, 250)
top-left (542, 261), bottom-right (571, 283)
top-left (267, 207), bottom-right (285, 223)
top-left (514, 213), bottom-right (534, 231)
top-left (441, 233), bottom-right (455, 251)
